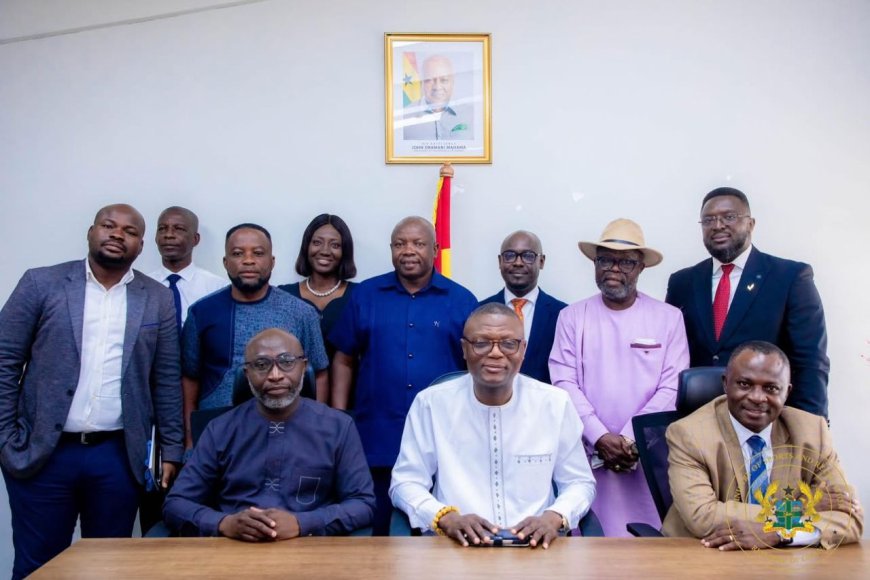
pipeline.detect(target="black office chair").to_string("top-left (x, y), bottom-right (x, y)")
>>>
top-left (676, 367), bottom-right (724, 415)
top-left (626, 367), bottom-right (725, 537)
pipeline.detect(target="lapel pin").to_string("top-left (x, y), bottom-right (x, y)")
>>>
top-left (747, 283), bottom-right (755, 291)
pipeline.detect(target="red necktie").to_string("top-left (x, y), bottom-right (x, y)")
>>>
top-left (713, 264), bottom-right (735, 341)
top-left (510, 298), bottom-right (528, 322)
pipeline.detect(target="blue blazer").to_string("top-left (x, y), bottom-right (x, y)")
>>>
top-left (665, 247), bottom-right (829, 417)
top-left (0, 260), bottom-right (184, 483)
top-left (479, 288), bottom-right (567, 384)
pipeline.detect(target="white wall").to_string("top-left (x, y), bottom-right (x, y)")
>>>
top-left (1, 0), bottom-right (868, 570)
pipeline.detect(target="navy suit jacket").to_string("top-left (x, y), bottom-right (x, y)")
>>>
top-left (0, 260), bottom-right (184, 484)
top-left (480, 288), bottom-right (567, 384)
top-left (665, 247), bottom-right (829, 417)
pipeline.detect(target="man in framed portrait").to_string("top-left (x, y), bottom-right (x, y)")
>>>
top-left (403, 54), bottom-right (474, 141)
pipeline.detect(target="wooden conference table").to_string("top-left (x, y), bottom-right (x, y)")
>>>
top-left (32, 537), bottom-right (868, 579)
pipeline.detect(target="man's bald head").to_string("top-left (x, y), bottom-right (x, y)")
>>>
top-left (498, 230), bottom-right (545, 297)
top-left (156, 206), bottom-right (201, 270)
top-left (87, 203), bottom-right (146, 270)
top-left (391, 216), bottom-right (435, 242)
top-left (245, 328), bottom-right (302, 361)
top-left (500, 230), bottom-right (542, 254)
top-left (422, 55), bottom-right (455, 111)
top-left (94, 204), bottom-right (146, 235)
top-left (158, 206), bottom-right (199, 231)
top-left (244, 328), bottom-right (307, 415)
top-left (390, 216), bottom-right (438, 287)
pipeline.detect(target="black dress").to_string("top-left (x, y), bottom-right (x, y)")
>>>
top-left (277, 281), bottom-right (355, 361)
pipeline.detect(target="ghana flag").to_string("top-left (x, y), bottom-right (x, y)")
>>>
top-left (403, 52), bottom-right (421, 106)
top-left (432, 163), bottom-right (453, 277)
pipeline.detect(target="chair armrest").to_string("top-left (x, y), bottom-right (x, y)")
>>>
top-left (626, 522), bottom-right (664, 537)
top-left (144, 521), bottom-right (173, 538)
top-left (577, 509), bottom-right (604, 537)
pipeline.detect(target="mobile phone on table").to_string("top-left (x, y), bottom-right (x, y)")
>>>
top-left (474, 529), bottom-right (531, 547)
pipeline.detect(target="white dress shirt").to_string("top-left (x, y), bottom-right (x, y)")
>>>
top-left (504, 286), bottom-right (539, 346)
top-left (64, 259), bottom-right (134, 432)
top-left (710, 245), bottom-right (752, 308)
top-left (148, 263), bottom-right (227, 324)
top-left (728, 413), bottom-right (819, 546)
top-left (390, 373), bottom-right (596, 531)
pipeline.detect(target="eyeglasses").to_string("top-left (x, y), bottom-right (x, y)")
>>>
top-left (462, 337), bottom-right (523, 356)
top-left (699, 213), bottom-right (750, 228)
top-left (594, 256), bottom-right (640, 273)
top-left (244, 353), bottom-right (307, 374)
top-left (500, 250), bottom-right (539, 264)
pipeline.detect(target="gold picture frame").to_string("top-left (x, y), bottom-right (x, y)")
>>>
top-left (385, 33), bottom-right (492, 164)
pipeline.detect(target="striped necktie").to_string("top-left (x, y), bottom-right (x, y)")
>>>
top-left (747, 435), bottom-right (769, 504)
top-left (510, 298), bottom-right (528, 322)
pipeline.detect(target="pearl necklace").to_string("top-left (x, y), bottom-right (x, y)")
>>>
top-left (305, 277), bottom-right (342, 297)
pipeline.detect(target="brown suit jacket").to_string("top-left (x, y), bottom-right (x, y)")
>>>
top-left (662, 396), bottom-right (861, 548)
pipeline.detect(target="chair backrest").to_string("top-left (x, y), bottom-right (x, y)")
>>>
top-left (631, 410), bottom-right (680, 521)
top-left (190, 406), bottom-right (233, 446)
top-left (629, 367), bottom-right (725, 529)
top-left (232, 365), bottom-right (253, 406)
top-left (676, 367), bottom-right (724, 416)
top-left (429, 370), bottom-right (468, 386)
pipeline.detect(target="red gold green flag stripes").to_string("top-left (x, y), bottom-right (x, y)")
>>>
top-left (432, 163), bottom-right (453, 277)
top-left (402, 52), bottom-right (421, 106)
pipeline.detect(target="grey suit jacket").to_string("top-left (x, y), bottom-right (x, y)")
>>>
top-left (0, 260), bottom-right (183, 484)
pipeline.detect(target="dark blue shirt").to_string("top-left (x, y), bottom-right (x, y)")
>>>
top-left (163, 399), bottom-right (375, 536)
top-left (181, 286), bottom-right (328, 408)
top-left (329, 270), bottom-right (477, 467)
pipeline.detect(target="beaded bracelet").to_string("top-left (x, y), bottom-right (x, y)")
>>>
top-left (432, 505), bottom-right (460, 536)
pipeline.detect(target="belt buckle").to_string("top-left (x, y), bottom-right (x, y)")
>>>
top-left (80, 432), bottom-right (90, 445)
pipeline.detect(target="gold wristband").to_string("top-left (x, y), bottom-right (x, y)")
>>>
top-left (432, 505), bottom-right (460, 536)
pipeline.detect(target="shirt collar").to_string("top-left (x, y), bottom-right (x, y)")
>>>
top-left (155, 262), bottom-right (198, 282)
top-left (504, 286), bottom-right (539, 305)
top-left (712, 244), bottom-right (752, 273)
top-left (728, 411), bottom-right (773, 449)
top-left (380, 269), bottom-right (448, 294)
top-left (469, 373), bottom-right (520, 410)
top-left (424, 102), bottom-right (457, 116)
top-left (84, 257), bottom-right (135, 288)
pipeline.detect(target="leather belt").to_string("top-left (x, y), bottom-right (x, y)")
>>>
top-left (60, 430), bottom-right (124, 445)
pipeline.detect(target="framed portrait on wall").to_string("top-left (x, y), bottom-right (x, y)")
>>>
top-left (385, 33), bottom-right (491, 164)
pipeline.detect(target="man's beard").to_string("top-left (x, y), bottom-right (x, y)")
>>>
top-left (250, 375), bottom-right (303, 410)
top-left (90, 248), bottom-right (130, 269)
top-left (704, 232), bottom-right (750, 264)
top-left (598, 279), bottom-right (636, 304)
top-left (229, 272), bottom-right (271, 294)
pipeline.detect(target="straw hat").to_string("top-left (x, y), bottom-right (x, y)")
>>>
top-left (578, 218), bottom-right (663, 267)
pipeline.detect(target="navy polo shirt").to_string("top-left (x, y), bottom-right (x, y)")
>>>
top-left (329, 270), bottom-right (477, 467)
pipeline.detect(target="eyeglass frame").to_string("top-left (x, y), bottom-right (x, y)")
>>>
top-left (593, 256), bottom-right (641, 274)
top-left (698, 213), bottom-right (751, 228)
top-left (461, 336), bottom-right (525, 356)
top-left (499, 250), bottom-right (539, 265)
top-left (243, 353), bottom-right (307, 374)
